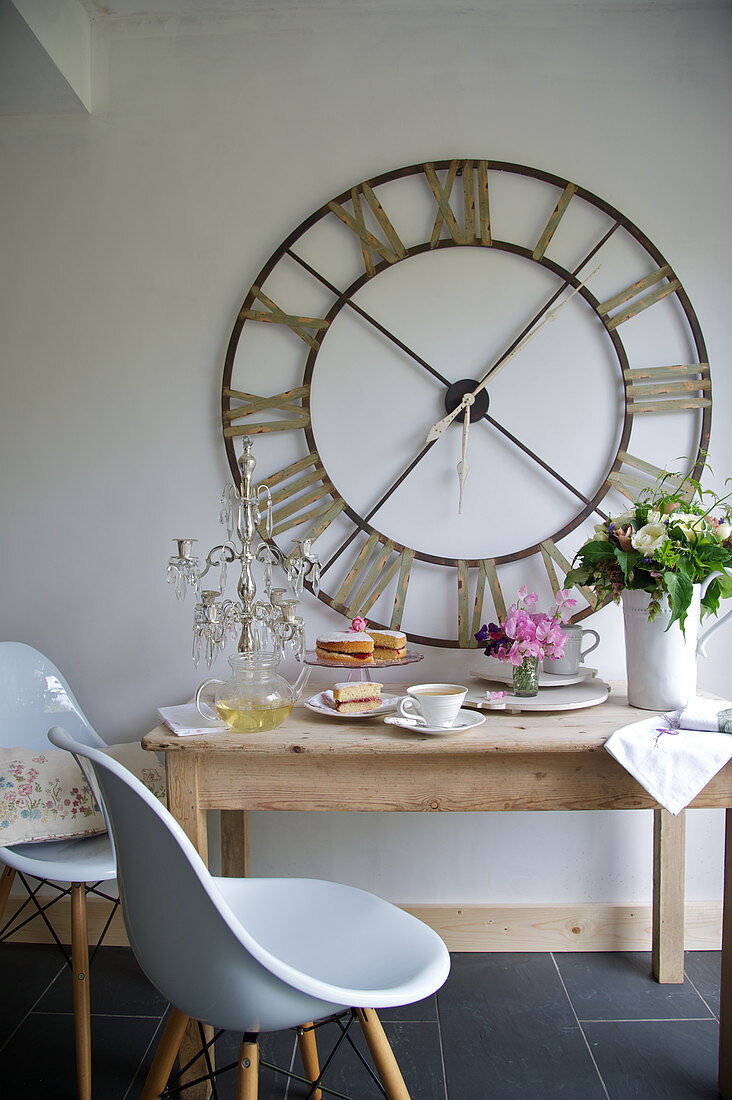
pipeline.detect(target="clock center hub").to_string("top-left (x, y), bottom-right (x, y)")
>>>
top-left (444, 379), bottom-right (489, 423)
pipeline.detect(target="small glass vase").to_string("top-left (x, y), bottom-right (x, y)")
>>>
top-left (512, 655), bottom-right (539, 697)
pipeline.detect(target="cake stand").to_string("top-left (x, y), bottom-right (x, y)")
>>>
top-left (303, 649), bottom-right (424, 682)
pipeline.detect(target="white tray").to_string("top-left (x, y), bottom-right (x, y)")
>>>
top-left (467, 679), bottom-right (610, 714)
top-left (471, 661), bottom-right (598, 688)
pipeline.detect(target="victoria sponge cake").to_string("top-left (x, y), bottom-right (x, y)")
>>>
top-left (366, 629), bottom-right (407, 661)
top-left (331, 681), bottom-right (383, 714)
top-left (315, 631), bottom-right (374, 666)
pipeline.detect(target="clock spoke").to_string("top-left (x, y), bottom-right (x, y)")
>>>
top-left (287, 248), bottom-right (451, 387)
top-left (480, 411), bottom-right (610, 522)
top-left (320, 439), bottom-right (437, 576)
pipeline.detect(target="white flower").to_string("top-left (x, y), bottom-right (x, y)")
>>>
top-left (648, 509), bottom-right (662, 524)
top-left (668, 511), bottom-right (708, 541)
top-left (718, 521), bottom-right (732, 540)
top-left (611, 508), bottom-right (637, 528)
top-left (631, 522), bottom-right (668, 554)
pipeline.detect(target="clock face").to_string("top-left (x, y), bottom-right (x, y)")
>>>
top-left (222, 160), bottom-right (711, 647)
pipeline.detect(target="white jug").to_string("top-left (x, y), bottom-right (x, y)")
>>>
top-left (622, 572), bottom-right (732, 711)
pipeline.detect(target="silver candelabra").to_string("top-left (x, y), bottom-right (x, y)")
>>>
top-left (166, 436), bottom-right (321, 668)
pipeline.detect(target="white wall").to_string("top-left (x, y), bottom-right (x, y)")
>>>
top-left (1, 1), bottom-right (730, 906)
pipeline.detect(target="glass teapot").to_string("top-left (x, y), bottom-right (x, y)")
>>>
top-left (195, 651), bottom-right (311, 733)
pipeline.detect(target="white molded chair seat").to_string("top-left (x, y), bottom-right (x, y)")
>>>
top-left (0, 641), bottom-right (117, 1100)
top-left (49, 725), bottom-right (451, 1098)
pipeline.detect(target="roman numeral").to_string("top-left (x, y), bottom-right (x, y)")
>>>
top-left (424, 160), bottom-right (491, 247)
top-left (625, 364), bottom-right (711, 416)
top-left (331, 533), bottom-right (407, 620)
top-left (329, 183), bottom-right (406, 277)
top-left (257, 453), bottom-right (344, 539)
top-left (389, 548), bottom-right (414, 629)
top-left (607, 450), bottom-right (695, 503)
top-left (457, 560), bottom-right (471, 647)
top-left (222, 386), bottom-right (309, 438)
top-left (532, 183), bottom-right (576, 261)
top-left (239, 289), bottom-right (330, 350)
top-left (597, 266), bottom-right (681, 330)
top-left (469, 559), bottom-right (507, 646)
top-left (541, 539), bottom-right (597, 610)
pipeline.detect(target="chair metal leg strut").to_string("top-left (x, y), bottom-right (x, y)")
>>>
top-left (144, 1008), bottom-right (410, 1100)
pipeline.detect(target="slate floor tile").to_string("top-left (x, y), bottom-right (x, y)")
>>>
top-left (684, 951), bottom-right (722, 1019)
top-left (2, 1010), bottom-right (162, 1100)
top-left (583, 1018), bottom-right (720, 1099)
top-left (0, 942), bottom-right (65, 1044)
top-left (438, 952), bottom-right (607, 1099)
top-left (555, 952), bottom-right (714, 1021)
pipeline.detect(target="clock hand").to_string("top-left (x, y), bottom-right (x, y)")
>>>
top-left (426, 264), bottom-right (601, 443)
top-left (456, 396), bottom-right (473, 514)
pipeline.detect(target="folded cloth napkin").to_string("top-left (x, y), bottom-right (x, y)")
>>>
top-left (675, 697), bottom-right (732, 733)
top-left (605, 696), bottom-right (732, 815)
top-left (157, 703), bottom-right (228, 737)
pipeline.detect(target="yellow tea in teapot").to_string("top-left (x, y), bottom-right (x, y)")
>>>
top-left (216, 699), bottom-right (293, 733)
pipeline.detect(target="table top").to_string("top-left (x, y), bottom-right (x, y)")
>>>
top-left (144, 679), bottom-right (642, 756)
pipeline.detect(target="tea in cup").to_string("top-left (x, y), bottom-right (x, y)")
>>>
top-left (543, 625), bottom-right (600, 676)
top-left (398, 683), bottom-right (468, 727)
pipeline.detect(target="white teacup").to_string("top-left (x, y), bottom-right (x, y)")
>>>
top-left (543, 625), bottom-right (600, 676)
top-left (398, 683), bottom-right (468, 727)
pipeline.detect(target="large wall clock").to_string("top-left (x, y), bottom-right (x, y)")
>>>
top-left (221, 159), bottom-right (711, 647)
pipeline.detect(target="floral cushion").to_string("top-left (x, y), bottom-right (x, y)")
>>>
top-left (0, 743), bottom-right (166, 846)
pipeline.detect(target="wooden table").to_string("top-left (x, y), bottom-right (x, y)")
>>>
top-left (143, 682), bottom-right (732, 1098)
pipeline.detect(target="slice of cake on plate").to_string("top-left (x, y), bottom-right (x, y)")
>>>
top-left (332, 681), bottom-right (383, 714)
top-left (367, 629), bottom-right (407, 662)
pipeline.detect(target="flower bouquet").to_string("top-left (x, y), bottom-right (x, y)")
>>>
top-left (475, 587), bottom-right (576, 696)
top-left (565, 471), bottom-right (732, 630)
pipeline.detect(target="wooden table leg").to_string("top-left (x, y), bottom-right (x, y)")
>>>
top-left (652, 808), bottom-right (686, 984)
top-left (719, 808), bottom-right (731, 1098)
top-left (165, 753), bottom-right (213, 1100)
top-left (221, 810), bottom-right (249, 877)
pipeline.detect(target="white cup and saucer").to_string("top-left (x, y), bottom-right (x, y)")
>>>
top-left (543, 625), bottom-right (600, 677)
top-left (388, 683), bottom-right (485, 734)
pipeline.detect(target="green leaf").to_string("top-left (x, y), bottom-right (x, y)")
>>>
top-left (614, 547), bottom-right (641, 580)
top-left (663, 570), bottom-right (694, 631)
top-left (579, 540), bottom-right (616, 563)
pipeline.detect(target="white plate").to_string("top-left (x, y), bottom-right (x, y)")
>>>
top-left (383, 708), bottom-right (486, 735)
top-left (305, 691), bottom-right (400, 719)
top-left (471, 662), bottom-right (598, 688)
top-left (466, 679), bottom-right (610, 713)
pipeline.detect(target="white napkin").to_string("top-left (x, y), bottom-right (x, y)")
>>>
top-left (605, 697), bottom-right (732, 815)
top-left (676, 697), bottom-right (732, 733)
top-left (157, 704), bottom-right (228, 737)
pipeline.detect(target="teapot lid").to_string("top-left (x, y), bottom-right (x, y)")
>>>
top-left (227, 651), bottom-right (280, 671)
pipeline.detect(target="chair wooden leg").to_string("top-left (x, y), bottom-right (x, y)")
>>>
top-left (235, 1037), bottom-right (259, 1100)
top-left (70, 883), bottom-right (92, 1100)
top-left (356, 1008), bottom-right (410, 1100)
top-left (141, 1007), bottom-right (190, 1100)
top-left (0, 865), bottom-right (16, 923)
top-left (297, 1023), bottom-right (322, 1100)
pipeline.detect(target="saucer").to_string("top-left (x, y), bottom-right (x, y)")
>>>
top-left (384, 708), bottom-right (486, 735)
top-left (471, 662), bottom-right (598, 688)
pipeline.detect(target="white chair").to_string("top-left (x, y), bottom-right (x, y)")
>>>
top-left (0, 642), bottom-right (117, 1100)
top-left (48, 725), bottom-right (451, 1099)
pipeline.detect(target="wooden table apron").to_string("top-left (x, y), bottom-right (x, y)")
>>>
top-left (143, 684), bottom-right (732, 1097)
